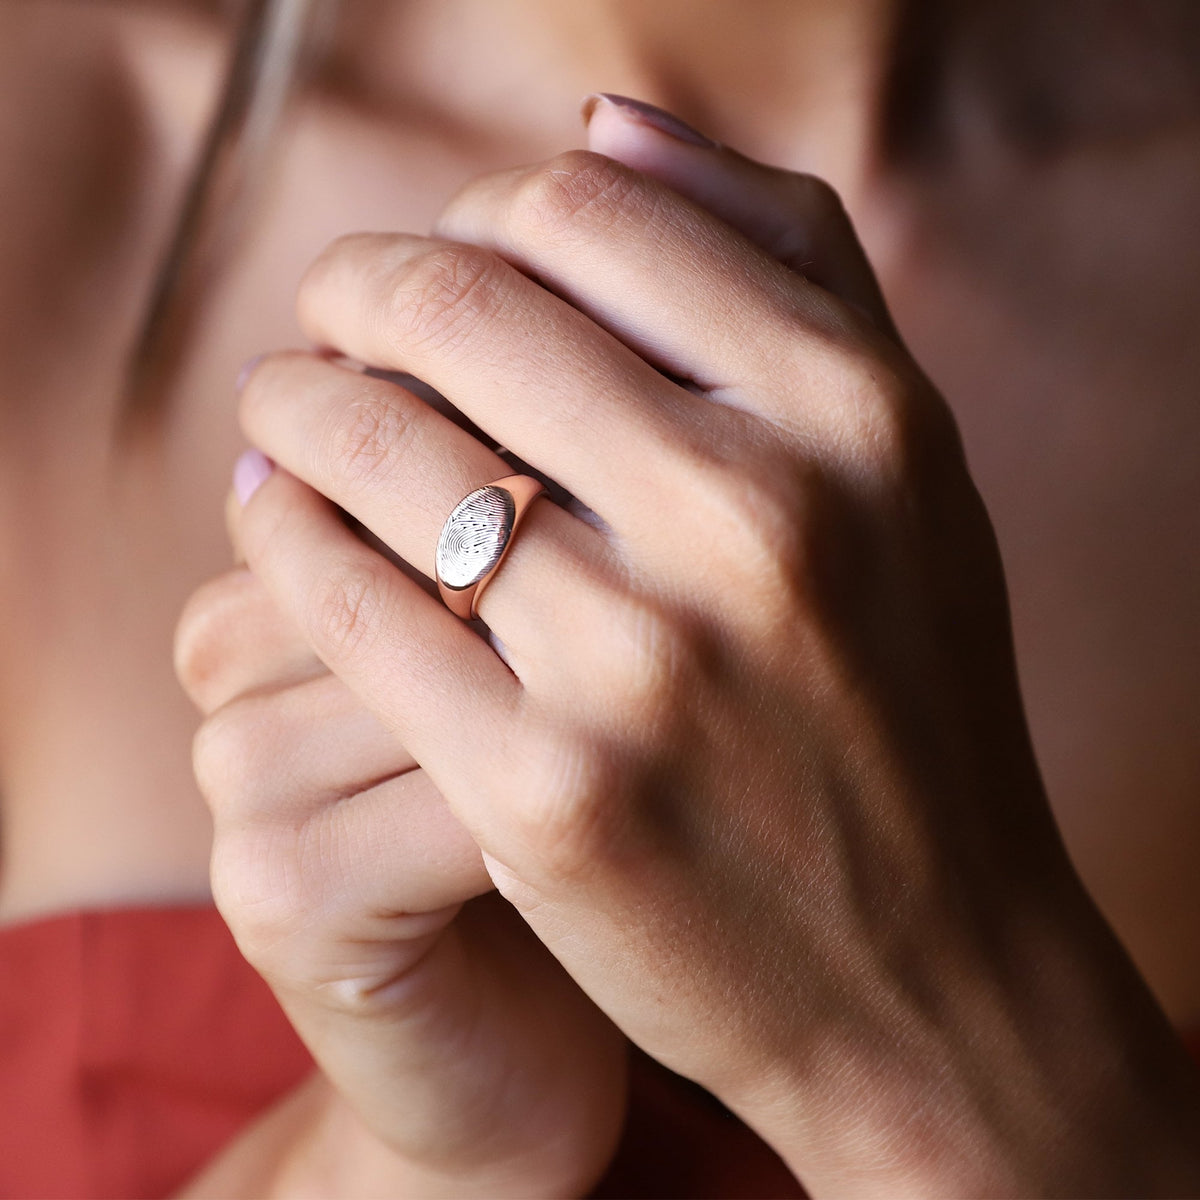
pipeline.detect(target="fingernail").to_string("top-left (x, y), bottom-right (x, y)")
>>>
top-left (233, 448), bottom-right (274, 506)
top-left (581, 93), bottom-right (718, 148)
top-left (235, 353), bottom-right (267, 393)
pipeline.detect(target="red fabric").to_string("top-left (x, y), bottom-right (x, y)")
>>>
top-left (0, 905), bottom-right (1196, 1199)
top-left (0, 907), bottom-right (798, 1200)
top-left (0, 906), bottom-right (312, 1199)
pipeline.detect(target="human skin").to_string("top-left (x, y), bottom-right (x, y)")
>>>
top-left (176, 99), bottom-right (900, 1196)
top-left (3, 0), bottom-right (1199, 1023)
top-left (3, 0), bottom-right (1200, 1192)
top-left (185, 100), bottom-right (1200, 1194)
top-left (0, 0), bottom-right (893, 925)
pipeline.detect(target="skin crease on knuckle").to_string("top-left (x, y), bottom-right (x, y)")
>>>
top-left (492, 716), bottom-right (639, 888)
top-left (191, 692), bottom-right (299, 825)
top-left (660, 438), bottom-right (825, 638)
top-left (202, 756), bottom-right (427, 999)
top-left (511, 150), bottom-right (650, 245)
top-left (325, 383), bottom-right (423, 496)
top-left (376, 240), bottom-right (515, 363)
top-left (200, 706), bottom-right (447, 1003)
top-left (209, 826), bottom-right (320, 988)
top-left (758, 174), bottom-right (848, 265)
top-left (307, 557), bottom-right (388, 665)
top-left (238, 481), bottom-right (390, 671)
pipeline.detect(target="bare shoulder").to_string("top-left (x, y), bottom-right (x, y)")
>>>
top-left (0, 1), bottom-right (225, 435)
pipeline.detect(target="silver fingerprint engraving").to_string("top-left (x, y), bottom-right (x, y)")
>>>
top-left (436, 486), bottom-right (516, 590)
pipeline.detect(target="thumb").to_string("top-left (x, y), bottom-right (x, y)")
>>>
top-left (582, 93), bottom-right (897, 338)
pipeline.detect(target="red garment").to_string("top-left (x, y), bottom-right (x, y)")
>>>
top-left (0, 906), bottom-right (800, 1200)
top-left (1, 905), bottom-right (1196, 1199)
top-left (0, 907), bottom-right (312, 1199)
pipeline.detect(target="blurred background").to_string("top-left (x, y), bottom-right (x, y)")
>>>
top-left (0, 0), bottom-right (1198, 1193)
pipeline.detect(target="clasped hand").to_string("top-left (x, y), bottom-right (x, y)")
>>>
top-left (176, 101), bottom-right (1105, 1196)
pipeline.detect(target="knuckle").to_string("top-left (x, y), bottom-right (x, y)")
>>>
top-left (305, 556), bottom-right (384, 661)
top-left (789, 172), bottom-right (845, 222)
top-left (832, 360), bottom-right (945, 481)
top-left (323, 385), bottom-right (417, 490)
top-left (765, 174), bottom-right (846, 264)
top-left (309, 230), bottom-right (375, 275)
top-left (601, 597), bottom-right (699, 731)
top-left (210, 826), bottom-right (306, 975)
top-left (197, 711), bottom-right (329, 981)
top-left (236, 349), bottom-right (308, 430)
top-left (512, 150), bottom-right (646, 241)
top-left (302, 231), bottom-right (381, 293)
top-left (174, 573), bottom-right (240, 704)
top-left (504, 722), bottom-right (632, 884)
top-left (295, 232), bottom-right (381, 328)
top-left (735, 495), bottom-right (818, 620)
top-left (192, 696), bottom-right (282, 819)
top-left (774, 337), bottom-right (946, 486)
top-left (175, 571), bottom-right (283, 711)
top-left (853, 391), bottom-right (917, 475)
top-left (690, 451), bottom-right (819, 609)
top-left (383, 241), bottom-right (509, 356)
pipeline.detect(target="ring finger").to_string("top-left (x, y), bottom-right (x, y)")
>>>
top-left (239, 351), bottom-right (619, 673)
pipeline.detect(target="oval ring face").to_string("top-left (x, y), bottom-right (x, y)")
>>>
top-left (435, 485), bottom-right (517, 591)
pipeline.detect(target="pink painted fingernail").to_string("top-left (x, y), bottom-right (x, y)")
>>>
top-left (235, 354), bottom-right (267, 393)
top-left (234, 448), bottom-right (274, 506)
top-left (581, 93), bottom-right (718, 148)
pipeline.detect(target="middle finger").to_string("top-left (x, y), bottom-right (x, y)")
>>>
top-left (292, 231), bottom-right (708, 542)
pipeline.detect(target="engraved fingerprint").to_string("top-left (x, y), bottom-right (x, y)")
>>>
top-left (436, 486), bottom-right (516, 590)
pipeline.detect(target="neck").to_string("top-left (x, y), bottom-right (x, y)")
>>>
top-left (331, 0), bottom-right (898, 200)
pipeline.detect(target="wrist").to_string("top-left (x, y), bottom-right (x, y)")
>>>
top-left (723, 863), bottom-right (1200, 1195)
top-left (307, 1075), bottom-right (618, 1199)
top-left (301, 1082), bottom-right (612, 1200)
top-left (182, 1071), bottom-right (618, 1200)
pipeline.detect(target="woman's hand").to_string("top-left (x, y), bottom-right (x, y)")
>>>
top-left (223, 100), bottom-right (1200, 1195)
top-left (175, 566), bottom-right (626, 1198)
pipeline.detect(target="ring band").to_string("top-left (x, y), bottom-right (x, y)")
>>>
top-left (435, 474), bottom-right (547, 619)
